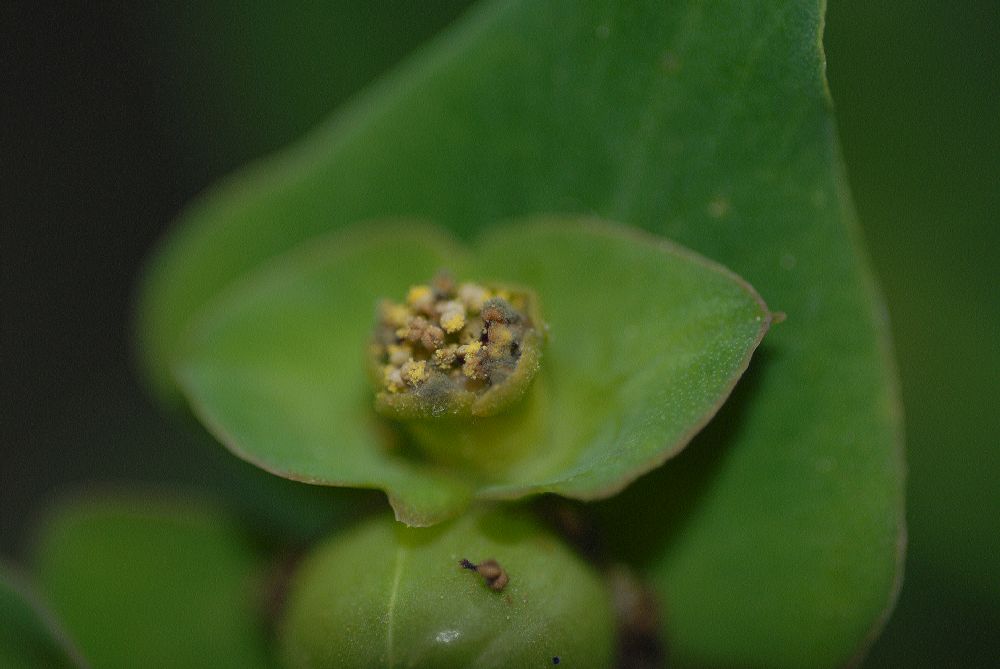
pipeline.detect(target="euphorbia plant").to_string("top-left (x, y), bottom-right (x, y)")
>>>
top-left (172, 216), bottom-right (771, 666)
top-left (174, 219), bottom-right (771, 526)
top-left (5, 1), bottom-right (904, 668)
top-left (26, 214), bottom-right (773, 666)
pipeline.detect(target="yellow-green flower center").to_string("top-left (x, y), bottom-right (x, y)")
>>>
top-left (369, 272), bottom-right (543, 419)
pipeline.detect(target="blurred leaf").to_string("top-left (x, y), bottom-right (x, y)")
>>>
top-left (281, 506), bottom-right (613, 668)
top-left (34, 494), bottom-right (273, 669)
top-left (175, 219), bottom-right (769, 525)
top-left (0, 564), bottom-right (87, 669)
top-left (139, 0), bottom-right (903, 665)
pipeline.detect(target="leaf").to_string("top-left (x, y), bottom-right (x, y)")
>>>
top-left (138, 0), bottom-right (904, 665)
top-left (280, 507), bottom-right (614, 668)
top-left (175, 218), bottom-right (769, 525)
top-left (33, 493), bottom-right (274, 669)
top-left (0, 564), bottom-right (88, 669)
top-left (176, 223), bottom-right (478, 526)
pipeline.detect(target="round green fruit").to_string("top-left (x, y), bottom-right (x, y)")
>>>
top-left (280, 508), bottom-right (614, 668)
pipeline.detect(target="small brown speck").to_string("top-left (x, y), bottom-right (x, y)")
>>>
top-left (459, 558), bottom-right (509, 592)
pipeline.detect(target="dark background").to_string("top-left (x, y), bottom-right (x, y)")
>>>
top-left (3, 2), bottom-right (997, 665)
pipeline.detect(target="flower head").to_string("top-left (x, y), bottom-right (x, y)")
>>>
top-left (370, 272), bottom-right (544, 419)
top-left (172, 219), bottom-right (770, 525)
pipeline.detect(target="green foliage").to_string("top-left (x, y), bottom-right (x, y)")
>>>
top-left (174, 219), bottom-right (769, 525)
top-left (125, 0), bottom-right (904, 666)
top-left (33, 495), bottom-right (273, 669)
top-left (281, 508), bottom-right (614, 668)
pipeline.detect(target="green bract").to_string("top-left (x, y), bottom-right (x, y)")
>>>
top-left (280, 508), bottom-right (614, 669)
top-left (174, 218), bottom-right (771, 526)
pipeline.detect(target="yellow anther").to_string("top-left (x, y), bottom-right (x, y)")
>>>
top-left (458, 341), bottom-right (482, 357)
top-left (401, 359), bottom-right (429, 386)
top-left (486, 323), bottom-right (514, 358)
top-left (383, 365), bottom-right (404, 393)
top-left (397, 316), bottom-right (428, 343)
top-left (489, 323), bottom-right (513, 346)
top-left (387, 344), bottom-right (410, 366)
top-left (458, 283), bottom-right (490, 313)
top-left (379, 301), bottom-right (410, 328)
top-left (440, 309), bottom-right (466, 334)
top-left (406, 285), bottom-right (434, 310)
top-left (370, 273), bottom-right (542, 416)
top-left (462, 359), bottom-right (482, 379)
top-left (433, 345), bottom-right (458, 369)
top-left (459, 341), bottom-right (485, 379)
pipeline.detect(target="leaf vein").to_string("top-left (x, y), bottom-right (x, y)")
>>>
top-left (385, 545), bottom-right (408, 668)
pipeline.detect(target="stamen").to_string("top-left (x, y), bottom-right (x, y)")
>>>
top-left (368, 271), bottom-right (544, 419)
